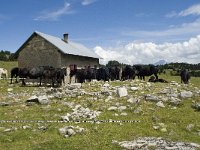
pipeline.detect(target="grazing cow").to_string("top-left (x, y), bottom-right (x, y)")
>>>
top-left (69, 65), bottom-right (98, 83)
top-left (29, 67), bottom-right (45, 85)
top-left (109, 66), bottom-right (121, 81)
top-left (0, 68), bottom-right (8, 79)
top-left (10, 66), bottom-right (66, 87)
top-left (18, 68), bottom-right (29, 86)
top-left (134, 65), bottom-right (159, 80)
top-left (56, 67), bottom-right (67, 86)
top-left (121, 65), bottom-right (136, 80)
top-left (13, 67), bottom-right (44, 86)
top-left (73, 68), bottom-right (86, 83)
top-left (10, 67), bottom-right (19, 83)
top-left (180, 69), bottom-right (190, 84)
top-left (96, 67), bottom-right (110, 81)
top-left (42, 66), bottom-right (58, 87)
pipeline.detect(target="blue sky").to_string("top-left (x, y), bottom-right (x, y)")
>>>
top-left (1, 0), bottom-right (200, 64)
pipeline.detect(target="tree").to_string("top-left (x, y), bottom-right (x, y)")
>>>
top-left (0, 50), bottom-right (17, 61)
top-left (106, 60), bottom-right (120, 68)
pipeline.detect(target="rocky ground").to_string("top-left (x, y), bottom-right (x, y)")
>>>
top-left (0, 79), bottom-right (200, 149)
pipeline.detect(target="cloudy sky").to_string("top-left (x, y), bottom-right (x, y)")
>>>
top-left (1, 0), bottom-right (200, 64)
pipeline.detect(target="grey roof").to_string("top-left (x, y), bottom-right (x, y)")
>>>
top-left (35, 31), bottom-right (100, 59)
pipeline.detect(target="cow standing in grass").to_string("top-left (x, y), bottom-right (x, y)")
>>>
top-left (135, 65), bottom-right (159, 80)
top-left (10, 67), bottom-right (19, 83)
top-left (121, 65), bottom-right (136, 80)
top-left (10, 66), bottom-right (66, 87)
top-left (180, 69), bottom-right (190, 84)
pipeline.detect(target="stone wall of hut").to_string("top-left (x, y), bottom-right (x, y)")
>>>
top-left (61, 54), bottom-right (99, 69)
top-left (18, 35), bottom-right (62, 68)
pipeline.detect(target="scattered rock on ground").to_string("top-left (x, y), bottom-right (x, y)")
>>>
top-left (117, 87), bottom-right (128, 97)
top-left (180, 91), bottom-right (193, 98)
top-left (156, 101), bottom-right (165, 108)
top-left (59, 126), bottom-right (84, 138)
top-left (113, 137), bottom-right (200, 150)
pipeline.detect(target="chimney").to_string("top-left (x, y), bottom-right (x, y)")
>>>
top-left (63, 33), bottom-right (68, 43)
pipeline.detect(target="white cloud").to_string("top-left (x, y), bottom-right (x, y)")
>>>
top-left (123, 18), bottom-right (200, 40)
top-left (179, 4), bottom-right (200, 16)
top-left (166, 4), bottom-right (200, 17)
top-left (34, 2), bottom-right (75, 21)
top-left (94, 35), bottom-right (200, 65)
top-left (81, 0), bottom-right (97, 6)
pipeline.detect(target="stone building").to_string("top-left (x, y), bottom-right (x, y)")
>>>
top-left (16, 31), bottom-right (100, 83)
top-left (16, 31), bottom-right (100, 69)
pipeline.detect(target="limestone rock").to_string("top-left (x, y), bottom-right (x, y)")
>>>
top-left (108, 106), bottom-right (118, 111)
top-left (38, 95), bottom-right (49, 105)
top-left (59, 126), bottom-right (84, 138)
top-left (103, 83), bottom-right (110, 87)
top-left (130, 87), bottom-right (139, 91)
top-left (180, 91), bottom-right (193, 98)
top-left (117, 87), bottom-right (128, 97)
top-left (145, 94), bottom-right (159, 102)
top-left (127, 98), bottom-right (140, 104)
top-left (156, 101), bottom-right (165, 108)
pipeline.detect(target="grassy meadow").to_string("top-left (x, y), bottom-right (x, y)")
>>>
top-left (0, 61), bottom-right (200, 150)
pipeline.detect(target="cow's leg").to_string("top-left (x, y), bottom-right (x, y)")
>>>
top-left (22, 79), bottom-right (26, 86)
top-left (155, 73), bottom-right (158, 79)
top-left (39, 77), bottom-right (42, 86)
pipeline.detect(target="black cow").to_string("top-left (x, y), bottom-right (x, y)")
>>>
top-left (148, 76), bottom-right (168, 83)
top-left (96, 67), bottom-right (110, 82)
top-left (10, 66), bottom-right (66, 87)
top-left (10, 67), bottom-right (19, 84)
top-left (134, 65), bottom-right (159, 80)
top-left (18, 68), bottom-right (29, 86)
top-left (11, 67), bottom-right (44, 86)
top-left (180, 69), bottom-right (190, 84)
top-left (69, 65), bottom-right (86, 83)
top-left (69, 66), bottom-right (98, 83)
top-left (109, 66), bottom-right (121, 81)
top-left (121, 65), bottom-right (136, 80)
top-left (42, 66), bottom-right (58, 87)
top-left (56, 67), bottom-right (67, 85)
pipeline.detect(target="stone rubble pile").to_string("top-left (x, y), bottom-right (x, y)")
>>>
top-left (59, 126), bottom-right (84, 138)
top-left (61, 104), bottom-right (101, 121)
top-left (112, 137), bottom-right (200, 150)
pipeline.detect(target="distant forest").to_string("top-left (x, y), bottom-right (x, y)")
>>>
top-left (0, 50), bottom-right (17, 61)
top-left (159, 63), bottom-right (200, 77)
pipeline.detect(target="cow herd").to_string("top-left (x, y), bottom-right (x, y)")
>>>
top-left (0, 64), bottom-right (191, 87)
top-left (69, 64), bottom-right (159, 83)
top-left (10, 66), bottom-right (66, 87)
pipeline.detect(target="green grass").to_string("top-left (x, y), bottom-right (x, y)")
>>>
top-left (0, 61), bottom-right (200, 150)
